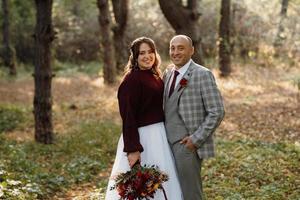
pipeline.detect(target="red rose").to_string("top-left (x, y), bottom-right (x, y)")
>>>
top-left (134, 178), bottom-right (142, 189)
top-left (137, 171), bottom-right (143, 177)
top-left (111, 164), bottom-right (169, 200)
top-left (143, 172), bottom-right (150, 180)
top-left (178, 78), bottom-right (188, 91)
top-left (180, 78), bottom-right (188, 87)
top-left (128, 195), bottom-right (134, 200)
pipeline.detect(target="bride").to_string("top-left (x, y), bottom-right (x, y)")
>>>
top-left (105, 37), bottom-right (183, 200)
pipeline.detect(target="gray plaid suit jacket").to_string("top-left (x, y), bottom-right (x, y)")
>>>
top-left (163, 60), bottom-right (225, 158)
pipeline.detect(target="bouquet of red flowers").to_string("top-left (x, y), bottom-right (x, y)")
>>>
top-left (110, 162), bottom-right (169, 200)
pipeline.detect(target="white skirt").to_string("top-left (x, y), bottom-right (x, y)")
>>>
top-left (105, 122), bottom-right (183, 200)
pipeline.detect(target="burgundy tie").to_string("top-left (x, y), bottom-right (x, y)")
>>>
top-left (169, 70), bottom-right (179, 98)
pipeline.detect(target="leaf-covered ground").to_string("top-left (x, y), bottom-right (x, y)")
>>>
top-left (218, 64), bottom-right (300, 143)
top-left (0, 62), bottom-right (299, 199)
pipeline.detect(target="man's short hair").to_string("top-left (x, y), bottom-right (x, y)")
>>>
top-left (170, 35), bottom-right (193, 47)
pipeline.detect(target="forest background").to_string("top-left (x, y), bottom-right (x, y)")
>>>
top-left (0, 0), bottom-right (299, 199)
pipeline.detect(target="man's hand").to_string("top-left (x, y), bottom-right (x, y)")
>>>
top-left (127, 151), bottom-right (141, 168)
top-left (180, 136), bottom-right (197, 152)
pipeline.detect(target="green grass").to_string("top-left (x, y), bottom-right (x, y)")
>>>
top-left (0, 61), bottom-right (103, 80)
top-left (0, 103), bottom-right (299, 199)
top-left (85, 138), bottom-right (300, 200)
top-left (0, 119), bottom-right (120, 199)
top-left (203, 140), bottom-right (300, 200)
top-left (0, 104), bottom-right (27, 133)
top-left (53, 61), bottom-right (102, 77)
top-left (0, 62), bottom-right (34, 80)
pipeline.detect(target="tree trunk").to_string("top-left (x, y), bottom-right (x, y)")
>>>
top-left (72, 1), bottom-right (80, 16)
top-left (230, 1), bottom-right (238, 56)
top-left (158, 0), bottom-right (205, 65)
top-left (274, 0), bottom-right (289, 56)
top-left (112, 0), bottom-right (128, 73)
top-left (33, 0), bottom-right (55, 144)
top-left (219, 0), bottom-right (231, 77)
top-left (1, 0), bottom-right (16, 75)
top-left (97, 0), bottom-right (116, 84)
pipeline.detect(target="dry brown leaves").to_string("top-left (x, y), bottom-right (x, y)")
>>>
top-left (1, 65), bottom-right (299, 143)
top-left (1, 64), bottom-right (299, 199)
top-left (214, 64), bottom-right (300, 143)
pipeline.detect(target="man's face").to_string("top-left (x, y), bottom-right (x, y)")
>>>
top-left (169, 37), bottom-right (194, 68)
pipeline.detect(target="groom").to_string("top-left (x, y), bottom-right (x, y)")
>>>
top-left (163, 35), bottom-right (225, 199)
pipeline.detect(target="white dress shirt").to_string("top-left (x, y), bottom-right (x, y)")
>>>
top-left (168, 59), bottom-right (192, 91)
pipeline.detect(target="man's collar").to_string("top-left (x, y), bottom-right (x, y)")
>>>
top-left (174, 59), bottom-right (192, 75)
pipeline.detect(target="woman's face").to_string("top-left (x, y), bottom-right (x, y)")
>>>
top-left (137, 43), bottom-right (155, 70)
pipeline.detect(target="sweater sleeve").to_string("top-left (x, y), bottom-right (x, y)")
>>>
top-left (118, 73), bottom-right (144, 153)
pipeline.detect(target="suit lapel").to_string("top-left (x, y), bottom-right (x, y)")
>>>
top-left (176, 61), bottom-right (196, 98)
top-left (163, 67), bottom-right (174, 106)
top-left (164, 70), bottom-right (172, 98)
top-left (164, 61), bottom-right (196, 102)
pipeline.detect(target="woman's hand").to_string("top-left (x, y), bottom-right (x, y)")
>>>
top-left (127, 151), bottom-right (141, 168)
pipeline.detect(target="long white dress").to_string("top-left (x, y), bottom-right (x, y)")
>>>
top-left (105, 122), bottom-right (183, 200)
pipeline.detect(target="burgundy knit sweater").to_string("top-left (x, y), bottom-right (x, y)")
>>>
top-left (117, 69), bottom-right (164, 153)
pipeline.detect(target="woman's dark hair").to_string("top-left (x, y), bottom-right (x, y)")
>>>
top-left (123, 37), bottom-right (161, 78)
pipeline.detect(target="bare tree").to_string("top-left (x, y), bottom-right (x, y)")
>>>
top-left (274, 0), bottom-right (289, 56)
top-left (219, 0), bottom-right (231, 77)
top-left (1, 0), bottom-right (16, 75)
top-left (230, 1), bottom-right (238, 56)
top-left (97, 0), bottom-right (116, 84)
top-left (33, 0), bottom-right (55, 144)
top-left (158, 0), bottom-right (205, 65)
top-left (111, 0), bottom-right (129, 73)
